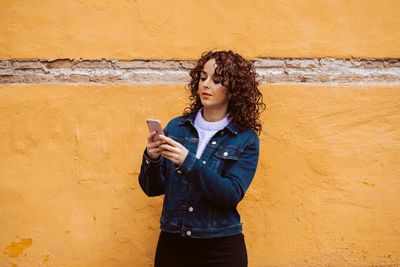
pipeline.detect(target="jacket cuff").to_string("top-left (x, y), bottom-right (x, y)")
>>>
top-left (144, 149), bottom-right (162, 166)
top-left (176, 151), bottom-right (196, 175)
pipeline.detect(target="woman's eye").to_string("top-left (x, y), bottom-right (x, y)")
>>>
top-left (200, 77), bottom-right (206, 81)
top-left (213, 80), bottom-right (221, 84)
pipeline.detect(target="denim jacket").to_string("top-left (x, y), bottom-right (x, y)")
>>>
top-left (138, 111), bottom-right (260, 238)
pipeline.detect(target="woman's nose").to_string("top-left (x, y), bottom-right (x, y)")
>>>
top-left (203, 78), bottom-right (211, 88)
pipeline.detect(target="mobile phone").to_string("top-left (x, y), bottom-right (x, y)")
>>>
top-left (146, 119), bottom-right (164, 141)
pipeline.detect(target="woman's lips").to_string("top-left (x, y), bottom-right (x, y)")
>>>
top-left (202, 93), bottom-right (212, 97)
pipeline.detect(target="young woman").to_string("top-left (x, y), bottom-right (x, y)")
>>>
top-left (139, 50), bottom-right (265, 267)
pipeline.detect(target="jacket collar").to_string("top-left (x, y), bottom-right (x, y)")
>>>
top-left (179, 110), bottom-right (238, 135)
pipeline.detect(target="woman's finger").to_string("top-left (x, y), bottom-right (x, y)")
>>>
top-left (159, 144), bottom-right (179, 153)
top-left (147, 131), bottom-right (157, 141)
top-left (147, 140), bottom-right (164, 149)
top-left (150, 147), bottom-right (164, 154)
top-left (160, 151), bottom-right (171, 159)
top-left (159, 135), bottom-right (179, 147)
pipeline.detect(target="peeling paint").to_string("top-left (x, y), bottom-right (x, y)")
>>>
top-left (43, 254), bottom-right (50, 262)
top-left (1, 58), bottom-right (400, 84)
top-left (360, 181), bottom-right (376, 187)
top-left (4, 238), bottom-right (32, 258)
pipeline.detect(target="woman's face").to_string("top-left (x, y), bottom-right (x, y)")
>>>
top-left (198, 59), bottom-right (229, 112)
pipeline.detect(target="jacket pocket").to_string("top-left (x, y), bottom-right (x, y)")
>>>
top-left (214, 146), bottom-right (241, 175)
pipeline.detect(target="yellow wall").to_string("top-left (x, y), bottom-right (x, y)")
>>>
top-left (1, 84), bottom-right (399, 266)
top-left (1, 0), bottom-right (400, 266)
top-left (1, 0), bottom-right (400, 59)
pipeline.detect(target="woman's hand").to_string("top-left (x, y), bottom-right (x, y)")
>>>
top-left (159, 135), bottom-right (189, 166)
top-left (146, 131), bottom-right (165, 160)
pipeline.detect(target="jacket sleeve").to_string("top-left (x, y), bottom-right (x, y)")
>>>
top-left (176, 134), bottom-right (260, 209)
top-left (138, 149), bottom-right (166, 196)
top-left (138, 126), bottom-right (170, 197)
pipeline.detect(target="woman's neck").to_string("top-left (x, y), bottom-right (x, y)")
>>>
top-left (202, 107), bottom-right (228, 122)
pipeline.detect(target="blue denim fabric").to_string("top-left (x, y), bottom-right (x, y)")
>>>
top-left (139, 112), bottom-right (260, 238)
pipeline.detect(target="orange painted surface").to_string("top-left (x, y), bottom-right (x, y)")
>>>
top-left (1, 0), bottom-right (400, 59)
top-left (4, 238), bottom-right (32, 258)
top-left (1, 84), bottom-right (399, 266)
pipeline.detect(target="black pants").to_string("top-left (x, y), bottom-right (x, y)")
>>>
top-left (154, 231), bottom-right (248, 267)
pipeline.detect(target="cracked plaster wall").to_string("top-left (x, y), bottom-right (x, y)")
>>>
top-left (1, 0), bottom-right (400, 266)
top-left (1, 84), bottom-right (399, 266)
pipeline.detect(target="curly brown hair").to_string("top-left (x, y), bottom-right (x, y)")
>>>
top-left (184, 50), bottom-right (266, 135)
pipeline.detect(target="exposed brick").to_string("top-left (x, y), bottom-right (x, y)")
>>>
top-left (113, 60), bottom-right (147, 69)
top-left (75, 60), bottom-right (112, 69)
top-left (385, 59), bottom-right (400, 68)
top-left (285, 74), bottom-right (299, 82)
top-left (285, 59), bottom-right (319, 69)
top-left (56, 74), bottom-right (70, 82)
top-left (128, 72), bottom-right (161, 83)
top-left (92, 74), bottom-right (124, 83)
top-left (12, 60), bottom-right (43, 70)
top-left (360, 60), bottom-right (385, 69)
top-left (297, 75), bottom-right (319, 83)
top-left (179, 60), bottom-right (196, 70)
top-left (151, 60), bottom-right (182, 70)
top-left (0, 76), bottom-right (16, 83)
top-left (69, 74), bottom-right (91, 83)
top-left (1, 58), bottom-right (399, 84)
top-left (262, 74), bottom-right (300, 83)
top-left (298, 75), bottom-right (307, 82)
top-left (298, 74), bottom-right (332, 83)
top-left (113, 60), bottom-right (182, 70)
top-left (371, 74), bottom-right (398, 82)
top-left (318, 74), bottom-right (332, 83)
top-left (56, 74), bottom-right (91, 83)
top-left (332, 75), bottom-right (364, 83)
top-left (350, 60), bottom-right (362, 67)
top-left (46, 59), bottom-right (76, 68)
top-left (0, 69), bottom-right (13, 76)
top-left (173, 72), bottom-right (191, 83)
top-left (14, 69), bottom-right (46, 75)
top-left (22, 73), bottom-right (54, 83)
top-left (319, 58), bottom-right (345, 68)
top-left (253, 59), bottom-right (285, 68)
top-left (0, 61), bottom-right (10, 69)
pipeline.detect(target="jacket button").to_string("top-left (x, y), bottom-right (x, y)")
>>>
top-left (145, 159), bottom-right (149, 164)
top-left (186, 231), bottom-right (191, 236)
top-left (223, 151), bottom-right (228, 156)
top-left (188, 207), bottom-right (194, 212)
top-left (177, 170), bottom-right (182, 174)
top-left (211, 141), bottom-right (216, 145)
top-left (202, 161), bottom-right (206, 164)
